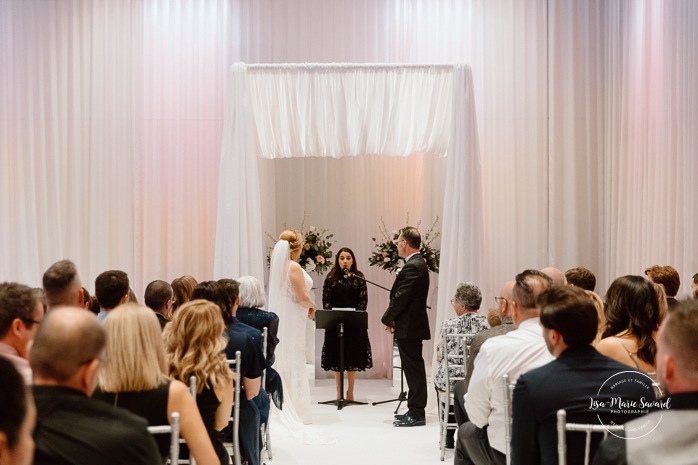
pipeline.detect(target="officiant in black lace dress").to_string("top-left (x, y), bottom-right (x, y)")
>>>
top-left (321, 247), bottom-right (373, 400)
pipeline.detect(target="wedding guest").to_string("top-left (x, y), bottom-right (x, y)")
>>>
top-left (652, 282), bottom-right (669, 323)
top-left (593, 299), bottom-right (698, 464)
top-left (42, 260), bottom-right (84, 310)
top-left (190, 281), bottom-right (266, 465)
top-left (236, 275), bottom-right (280, 365)
top-left (236, 277), bottom-right (284, 419)
top-left (512, 286), bottom-right (652, 465)
top-left (144, 280), bottom-right (174, 330)
top-left (81, 287), bottom-right (94, 313)
top-left (32, 307), bottom-right (160, 465)
top-left (595, 275), bottom-right (659, 374)
top-left (95, 270), bottom-right (129, 322)
top-left (486, 308), bottom-right (502, 328)
top-left (0, 282), bottom-right (43, 384)
top-left (164, 300), bottom-right (234, 465)
top-left (564, 266), bottom-right (596, 292)
top-left (433, 282), bottom-right (488, 449)
top-left (453, 281), bottom-right (516, 430)
top-left (584, 290), bottom-right (606, 344)
top-left (457, 271), bottom-right (553, 465)
top-left (0, 357), bottom-right (35, 465)
top-left (94, 303), bottom-right (219, 464)
top-left (541, 267), bottom-right (566, 286)
top-left (692, 272), bottom-right (698, 299)
top-left (321, 247), bottom-right (372, 401)
top-left (170, 275), bottom-right (197, 318)
top-left (645, 265), bottom-right (680, 310)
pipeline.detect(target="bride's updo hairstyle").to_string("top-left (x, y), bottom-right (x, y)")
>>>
top-left (279, 229), bottom-right (303, 260)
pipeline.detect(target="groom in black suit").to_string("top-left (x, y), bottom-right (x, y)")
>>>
top-left (381, 226), bottom-right (431, 427)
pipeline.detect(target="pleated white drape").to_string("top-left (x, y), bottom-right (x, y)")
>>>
top-left (214, 63), bottom-right (484, 379)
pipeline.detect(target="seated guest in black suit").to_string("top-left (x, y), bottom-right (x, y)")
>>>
top-left (593, 299), bottom-right (698, 465)
top-left (31, 307), bottom-right (161, 465)
top-left (512, 286), bottom-right (653, 465)
top-left (0, 357), bottom-right (35, 465)
top-left (144, 280), bottom-right (174, 330)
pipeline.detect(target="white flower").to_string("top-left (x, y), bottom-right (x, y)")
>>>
top-left (383, 257), bottom-right (390, 262)
top-left (309, 226), bottom-right (316, 232)
top-left (305, 261), bottom-right (316, 271)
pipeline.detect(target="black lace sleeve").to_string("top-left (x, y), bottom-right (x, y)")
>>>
top-left (322, 278), bottom-right (332, 310)
top-left (356, 278), bottom-right (368, 311)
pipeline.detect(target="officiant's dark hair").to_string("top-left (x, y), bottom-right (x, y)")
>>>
top-left (400, 227), bottom-right (421, 249)
top-left (326, 247), bottom-right (363, 288)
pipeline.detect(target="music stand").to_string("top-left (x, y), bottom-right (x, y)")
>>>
top-left (316, 309), bottom-right (369, 410)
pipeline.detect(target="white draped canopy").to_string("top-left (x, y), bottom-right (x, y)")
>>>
top-left (214, 63), bottom-right (485, 377)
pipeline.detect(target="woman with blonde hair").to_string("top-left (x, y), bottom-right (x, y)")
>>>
top-left (164, 300), bottom-right (234, 465)
top-left (93, 303), bottom-right (219, 465)
top-left (268, 229), bottom-right (316, 425)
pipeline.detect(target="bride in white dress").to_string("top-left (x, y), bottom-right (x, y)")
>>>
top-left (268, 229), bottom-right (316, 426)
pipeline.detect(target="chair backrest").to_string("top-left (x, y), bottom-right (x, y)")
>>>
top-left (227, 351), bottom-right (242, 465)
top-left (147, 411), bottom-right (180, 465)
top-left (262, 327), bottom-right (268, 387)
top-left (556, 409), bottom-right (625, 465)
top-left (502, 373), bottom-right (516, 465)
top-left (442, 326), bottom-right (476, 398)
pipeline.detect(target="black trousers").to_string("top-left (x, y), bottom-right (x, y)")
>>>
top-left (396, 338), bottom-right (427, 419)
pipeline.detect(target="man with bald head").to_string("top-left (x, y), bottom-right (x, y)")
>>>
top-left (42, 259), bottom-right (84, 311)
top-left (31, 307), bottom-right (160, 465)
top-left (541, 267), bottom-right (566, 287)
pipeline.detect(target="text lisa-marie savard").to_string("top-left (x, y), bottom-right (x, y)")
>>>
top-left (589, 397), bottom-right (671, 410)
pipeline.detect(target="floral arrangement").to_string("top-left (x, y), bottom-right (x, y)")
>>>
top-left (297, 226), bottom-right (334, 274)
top-left (266, 216), bottom-right (334, 275)
top-left (368, 216), bottom-right (441, 274)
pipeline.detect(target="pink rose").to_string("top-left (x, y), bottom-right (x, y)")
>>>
top-left (304, 243), bottom-right (311, 250)
top-left (316, 255), bottom-right (324, 263)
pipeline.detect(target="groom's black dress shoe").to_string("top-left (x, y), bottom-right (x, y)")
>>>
top-left (394, 413), bottom-right (408, 420)
top-left (393, 414), bottom-right (426, 427)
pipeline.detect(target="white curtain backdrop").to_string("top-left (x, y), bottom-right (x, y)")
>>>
top-left (2, 0), bottom-right (698, 377)
top-left (214, 63), bottom-right (484, 378)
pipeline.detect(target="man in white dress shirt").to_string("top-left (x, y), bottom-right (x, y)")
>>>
top-left (455, 269), bottom-right (554, 465)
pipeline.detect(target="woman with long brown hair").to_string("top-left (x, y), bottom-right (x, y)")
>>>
top-left (321, 247), bottom-right (372, 400)
top-left (596, 275), bottom-right (660, 374)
